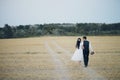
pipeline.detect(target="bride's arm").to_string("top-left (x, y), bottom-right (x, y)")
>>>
top-left (81, 42), bottom-right (84, 49)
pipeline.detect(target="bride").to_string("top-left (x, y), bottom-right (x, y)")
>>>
top-left (71, 38), bottom-right (83, 65)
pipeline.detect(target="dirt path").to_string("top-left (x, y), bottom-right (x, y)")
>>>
top-left (45, 42), bottom-right (71, 80)
top-left (51, 41), bottom-right (108, 80)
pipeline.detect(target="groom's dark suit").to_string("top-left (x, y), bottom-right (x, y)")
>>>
top-left (83, 40), bottom-right (90, 67)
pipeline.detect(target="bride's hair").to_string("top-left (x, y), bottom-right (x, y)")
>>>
top-left (76, 38), bottom-right (81, 49)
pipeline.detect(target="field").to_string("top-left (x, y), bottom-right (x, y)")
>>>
top-left (0, 36), bottom-right (120, 80)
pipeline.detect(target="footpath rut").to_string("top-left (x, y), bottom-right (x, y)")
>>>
top-left (51, 41), bottom-right (108, 80)
top-left (45, 42), bottom-right (71, 80)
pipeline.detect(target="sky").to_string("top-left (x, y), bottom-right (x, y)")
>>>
top-left (0, 0), bottom-right (120, 27)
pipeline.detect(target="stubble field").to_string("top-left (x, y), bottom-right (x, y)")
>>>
top-left (0, 36), bottom-right (120, 80)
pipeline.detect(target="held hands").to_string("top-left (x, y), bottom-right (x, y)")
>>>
top-left (82, 46), bottom-right (84, 49)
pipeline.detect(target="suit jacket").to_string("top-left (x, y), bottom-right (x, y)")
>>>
top-left (83, 40), bottom-right (89, 54)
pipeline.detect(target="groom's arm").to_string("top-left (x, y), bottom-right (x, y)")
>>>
top-left (89, 42), bottom-right (93, 52)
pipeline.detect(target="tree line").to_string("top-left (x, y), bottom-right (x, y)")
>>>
top-left (0, 23), bottom-right (120, 38)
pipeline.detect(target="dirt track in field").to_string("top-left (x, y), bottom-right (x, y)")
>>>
top-left (45, 42), bottom-right (71, 80)
top-left (45, 40), bottom-right (107, 80)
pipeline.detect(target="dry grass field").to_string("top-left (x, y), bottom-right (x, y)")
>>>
top-left (0, 36), bottom-right (120, 80)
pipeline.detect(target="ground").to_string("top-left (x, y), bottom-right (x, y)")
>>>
top-left (0, 36), bottom-right (120, 80)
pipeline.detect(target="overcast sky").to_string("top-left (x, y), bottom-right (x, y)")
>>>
top-left (0, 0), bottom-right (120, 27)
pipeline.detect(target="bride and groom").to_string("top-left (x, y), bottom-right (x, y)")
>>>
top-left (71, 36), bottom-right (94, 67)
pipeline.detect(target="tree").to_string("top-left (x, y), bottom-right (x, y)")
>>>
top-left (0, 28), bottom-right (4, 38)
top-left (3, 24), bottom-right (13, 38)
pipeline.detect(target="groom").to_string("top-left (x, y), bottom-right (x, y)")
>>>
top-left (83, 36), bottom-right (94, 67)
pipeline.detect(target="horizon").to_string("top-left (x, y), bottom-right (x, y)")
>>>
top-left (0, 0), bottom-right (120, 27)
top-left (1, 22), bottom-right (120, 28)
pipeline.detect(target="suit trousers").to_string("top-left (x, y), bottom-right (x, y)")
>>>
top-left (83, 50), bottom-right (89, 67)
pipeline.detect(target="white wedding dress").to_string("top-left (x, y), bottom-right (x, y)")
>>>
top-left (71, 42), bottom-right (83, 61)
